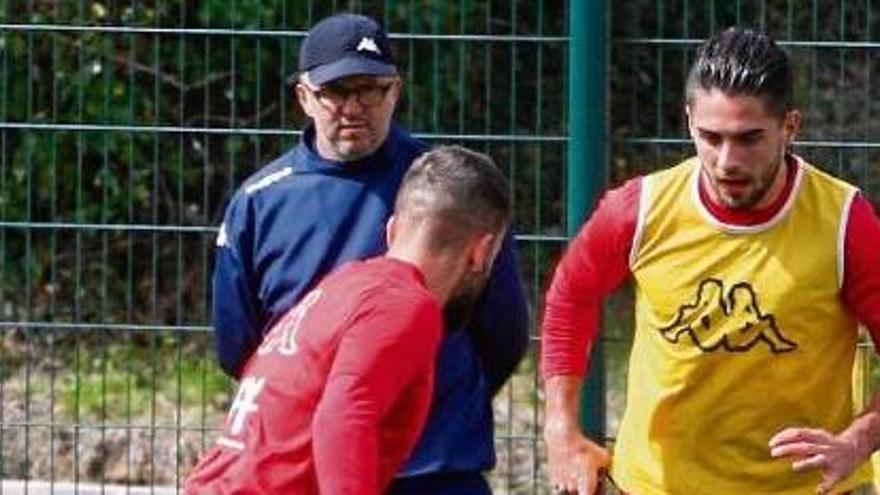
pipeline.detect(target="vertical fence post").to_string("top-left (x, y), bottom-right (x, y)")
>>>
top-left (567, 0), bottom-right (607, 442)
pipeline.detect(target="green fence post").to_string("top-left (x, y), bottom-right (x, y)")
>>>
top-left (567, 0), bottom-right (607, 442)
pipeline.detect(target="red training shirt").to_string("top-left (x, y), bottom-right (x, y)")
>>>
top-left (185, 257), bottom-right (443, 495)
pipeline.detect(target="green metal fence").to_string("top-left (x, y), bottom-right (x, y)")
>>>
top-left (0, 1), bottom-right (568, 493)
top-left (2, 1), bottom-right (879, 494)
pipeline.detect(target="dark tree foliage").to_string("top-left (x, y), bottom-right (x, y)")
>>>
top-left (0, 0), bottom-right (568, 326)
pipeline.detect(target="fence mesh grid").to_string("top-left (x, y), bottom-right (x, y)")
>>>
top-left (0, 1), bottom-right (566, 493)
top-left (1, 1), bottom-right (880, 494)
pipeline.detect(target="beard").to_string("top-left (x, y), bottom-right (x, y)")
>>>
top-left (706, 148), bottom-right (785, 211)
top-left (443, 267), bottom-right (492, 331)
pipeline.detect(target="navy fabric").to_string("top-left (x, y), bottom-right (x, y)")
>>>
top-left (308, 55), bottom-right (396, 87)
top-left (297, 13), bottom-right (396, 85)
top-left (388, 471), bottom-right (492, 495)
top-left (212, 123), bottom-right (530, 481)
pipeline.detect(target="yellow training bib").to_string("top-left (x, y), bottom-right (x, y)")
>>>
top-left (613, 156), bottom-right (871, 495)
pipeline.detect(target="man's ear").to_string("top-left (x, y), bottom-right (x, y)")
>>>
top-left (385, 214), bottom-right (398, 248)
top-left (295, 84), bottom-right (312, 117)
top-left (782, 109), bottom-right (802, 147)
top-left (387, 76), bottom-right (404, 107)
top-left (685, 104), bottom-right (696, 138)
top-left (468, 232), bottom-right (500, 274)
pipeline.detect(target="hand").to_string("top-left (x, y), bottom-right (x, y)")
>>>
top-left (769, 427), bottom-right (865, 494)
top-left (545, 422), bottom-right (610, 495)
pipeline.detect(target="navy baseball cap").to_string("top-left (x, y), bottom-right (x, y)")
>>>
top-left (293, 13), bottom-right (397, 87)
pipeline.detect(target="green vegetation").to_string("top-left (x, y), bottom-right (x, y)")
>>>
top-left (59, 342), bottom-right (230, 425)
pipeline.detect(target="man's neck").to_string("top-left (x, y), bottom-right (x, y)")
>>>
top-left (386, 250), bottom-right (462, 306)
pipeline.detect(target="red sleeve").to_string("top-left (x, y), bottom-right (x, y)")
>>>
top-left (842, 194), bottom-right (880, 350)
top-left (541, 178), bottom-right (641, 379)
top-left (312, 291), bottom-right (442, 495)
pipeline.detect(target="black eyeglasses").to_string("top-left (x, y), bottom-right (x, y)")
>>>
top-left (304, 81), bottom-right (395, 110)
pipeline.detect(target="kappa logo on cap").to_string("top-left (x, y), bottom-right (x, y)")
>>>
top-left (356, 36), bottom-right (381, 54)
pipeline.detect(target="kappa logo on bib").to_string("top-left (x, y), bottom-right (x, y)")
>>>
top-left (659, 278), bottom-right (797, 354)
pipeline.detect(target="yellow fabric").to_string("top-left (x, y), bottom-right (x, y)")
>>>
top-left (614, 156), bottom-right (871, 494)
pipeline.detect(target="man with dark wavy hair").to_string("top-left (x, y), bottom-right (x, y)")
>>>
top-left (542, 27), bottom-right (880, 494)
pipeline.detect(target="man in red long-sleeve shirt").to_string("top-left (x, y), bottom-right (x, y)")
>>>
top-left (185, 145), bottom-right (512, 495)
top-left (542, 27), bottom-right (880, 495)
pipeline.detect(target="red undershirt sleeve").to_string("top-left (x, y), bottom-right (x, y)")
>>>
top-left (541, 178), bottom-right (641, 379)
top-left (842, 194), bottom-right (880, 350)
top-left (312, 291), bottom-right (442, 495)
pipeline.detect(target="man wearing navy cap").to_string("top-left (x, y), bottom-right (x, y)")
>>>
top-left (210, 13), bottom-right (529, 494)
